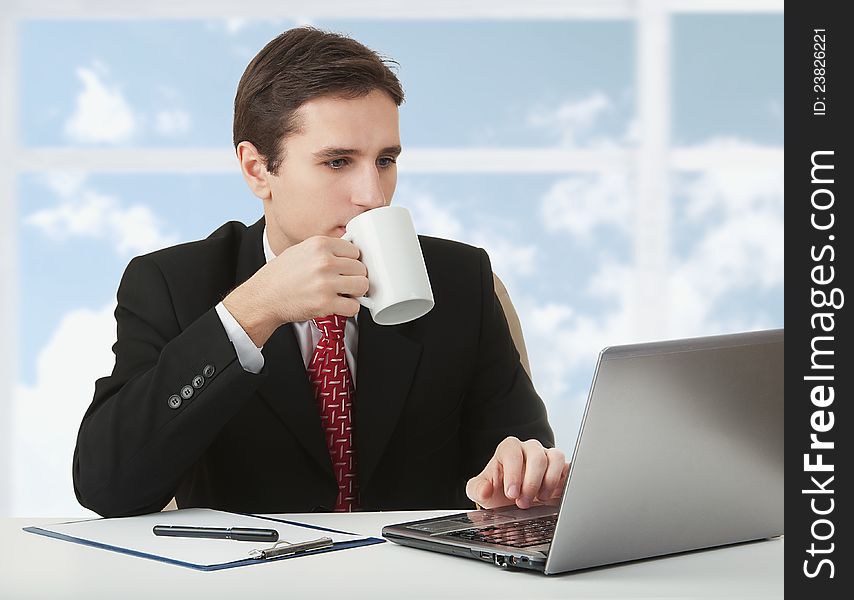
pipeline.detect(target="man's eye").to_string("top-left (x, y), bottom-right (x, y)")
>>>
top-left (327, 158), bottom-right (348, 169)
top-left (377, 156), bottom-right (397, 168)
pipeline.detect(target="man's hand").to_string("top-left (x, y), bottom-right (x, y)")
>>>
top-left (223, 236), bottom-right (369, 346)
top-left (466, 437), bottom-right (568, 510)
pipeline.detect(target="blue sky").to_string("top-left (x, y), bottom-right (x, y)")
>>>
top-left (13, 15), bottom-right (783, 515)
top-left (21, 19), bottom-right (636, 147)
top-left (20, 17), bottom-right (784, 148)
top-left (672, 15), bottom-right (784, 145)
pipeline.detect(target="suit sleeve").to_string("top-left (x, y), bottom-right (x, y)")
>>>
top-left (459, 248), bottom-right (555, 478)
top-left (73, 256), bottom-right (267, 517)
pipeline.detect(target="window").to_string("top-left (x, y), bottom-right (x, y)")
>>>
top-left (0, 1), bottom-right (783, 516)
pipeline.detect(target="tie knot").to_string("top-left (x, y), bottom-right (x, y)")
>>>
top-left (313, 315), bottom-right (347, 340)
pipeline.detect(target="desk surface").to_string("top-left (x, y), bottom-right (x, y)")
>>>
top-left (2, 511), bottom-right (782, 599)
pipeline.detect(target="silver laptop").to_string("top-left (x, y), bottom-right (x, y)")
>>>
top-left (382, 329), bottom-right (784, 574)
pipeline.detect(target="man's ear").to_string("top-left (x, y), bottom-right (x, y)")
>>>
top-left (236, 141), bottom-right (272, 201)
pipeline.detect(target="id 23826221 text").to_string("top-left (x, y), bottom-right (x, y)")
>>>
top-left (813, 29), bottom-right (827, 116)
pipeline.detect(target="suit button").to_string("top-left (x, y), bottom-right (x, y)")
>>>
top-left (192, 375), bottom-right (204, 389)
top-left (168, 395), bottom-right (182, 409)
top-left (180, 385), bottom-right (194, 400)
top-left (203, 364), bottom-right (215, 378)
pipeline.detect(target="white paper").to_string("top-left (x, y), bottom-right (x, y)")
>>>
top-left (35, 508), bottom-right (368, 567)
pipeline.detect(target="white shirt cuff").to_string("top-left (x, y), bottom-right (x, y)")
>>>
top-left (215, 302), bottom-right (265, 374)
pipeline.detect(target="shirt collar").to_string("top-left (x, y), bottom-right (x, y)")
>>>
top-left (262, 226), bottom-right (275, 264)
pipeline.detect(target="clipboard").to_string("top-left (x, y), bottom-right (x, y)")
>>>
top-left (23, 508), bottom-right (384, 571)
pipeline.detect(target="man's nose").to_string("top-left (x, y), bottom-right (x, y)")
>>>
top-left (351, 166), bottom-right (387, 209)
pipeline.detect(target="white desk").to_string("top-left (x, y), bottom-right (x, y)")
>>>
top-left (2, 511), bottom-right (782, 599)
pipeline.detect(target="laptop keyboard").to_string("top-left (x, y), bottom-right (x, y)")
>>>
top-left (444, 514), bottom-right (557, 548)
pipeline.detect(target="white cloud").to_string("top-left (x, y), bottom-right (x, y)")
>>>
top-left (225, 18), bottom-right (250, 35)
top-left (623, 117), bottom-right (641, 145)
top-left (402, 191), bottom-right (538, 291)
top-left (676, 144), bottom-right (784, 296)
top-left (666, 155), bottom-right (784, 333)
top-left (112, 204), bottom-right (180, 255)
top-left (539, 172), bottom-right (633, 242)
top-left (204, 17), bottom-right (291, 36)
top-left (13, 302), bottom-right (117, 517)
top-left (27, 190), bottom-right (113, 237)
top-left (681, 149), bottom-right (783, 220)
top-left (684, 212), bottom-right (783, 289)
top-left (64, 62), bottom-right (194, 143)
top-left (154, 109), bottom-right (191, 137)
top-left (528, 91), bottom-right (614, 147)
top-left (43, 171), bottom-right (87, 198)
top-left (404, 192), bottom-right (466, 240)
top-left (527, 303), bottom-right (574, 337)
top-left (203, 18), bottom-right (251, 35)
top-left (64, 65), bottom-right (138, 144)
top-left (470, 233), bottom-right (538, 281)
top-left (26, 174), bottom-right (179, 257)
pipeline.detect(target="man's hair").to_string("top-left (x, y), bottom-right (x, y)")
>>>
top-left (233, 27), bottom-right (404, 175)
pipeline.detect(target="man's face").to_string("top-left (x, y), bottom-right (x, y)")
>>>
top-left (263, 89), bottom-right (401, 254)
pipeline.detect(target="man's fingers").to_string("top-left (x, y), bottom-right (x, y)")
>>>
top-left (517, 440), bottom-right (549, 508)
top-left (537, 448), bottom-right (567, 501)
top-left (328, 237), bottom-right (362, 259)
top-left (330, 296), bottom-right (361, 318)
top-left (332, 256), bottom-right (368, 277)
top-left (476, 438), bottom-right (570, 510)
top-left (338, 275), bottom-right (370, 298)
top-left (555, 462), bottom-right (570, 497)
top-left (495, 437), bottom-right (524, 500)
top-left (302, 235), bottom-right (360, 260)
top-left (465, 475), bottom-right (493, 504)
top-left (466, 458), bottom-right (500, 505)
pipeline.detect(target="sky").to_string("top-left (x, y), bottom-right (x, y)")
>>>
top-left (11, 14), bottom-right (783, 516)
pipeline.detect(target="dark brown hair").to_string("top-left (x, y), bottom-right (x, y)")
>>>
top-left (233, 27), bottom-right (404, 175)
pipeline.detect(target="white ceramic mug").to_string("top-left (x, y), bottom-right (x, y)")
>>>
top-left (341, 206), bottom-right (434, 325)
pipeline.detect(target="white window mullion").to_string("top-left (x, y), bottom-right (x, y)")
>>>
top-left (634, 0), bottom-right (671, 340)
top-left (16, 147), bottom-right (783, 174)
top-left (16, 148), bottom-right (634, 174)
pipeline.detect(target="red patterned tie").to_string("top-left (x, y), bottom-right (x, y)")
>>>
top-left (307, 315), bottom-right (360, 511)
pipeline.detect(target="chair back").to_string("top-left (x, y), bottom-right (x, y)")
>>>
top-left (492, 273), bottom-right (532, 381)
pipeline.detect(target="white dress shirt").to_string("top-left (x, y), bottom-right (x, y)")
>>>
top-left (214, 227), bottom-right (359, 383)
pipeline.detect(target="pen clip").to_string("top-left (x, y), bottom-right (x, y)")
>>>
top-left (249, 536), bottom-right (334, 559)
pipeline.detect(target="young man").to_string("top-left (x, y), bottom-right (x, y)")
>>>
top-left (73, 27), bottom-right (565, 517)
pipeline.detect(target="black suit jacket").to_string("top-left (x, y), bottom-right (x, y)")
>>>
top-left (73, 217), bottom-right (553, 517)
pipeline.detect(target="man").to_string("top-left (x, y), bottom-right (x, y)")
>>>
top-left (73, 27), bottom-right (566, 518)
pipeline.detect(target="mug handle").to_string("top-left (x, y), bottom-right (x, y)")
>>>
top-left (341, 230), bottom-right (375, 310)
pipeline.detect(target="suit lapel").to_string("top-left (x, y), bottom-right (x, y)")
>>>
top-left (354, 306), bottom-right (423, 492)
top-left (234, 216), bottom-right (333, 477)
top-left (257, 325), bottom-right (333, 477)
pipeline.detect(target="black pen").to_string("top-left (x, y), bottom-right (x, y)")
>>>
top-left (153, 525), bottom-right (279, 542)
